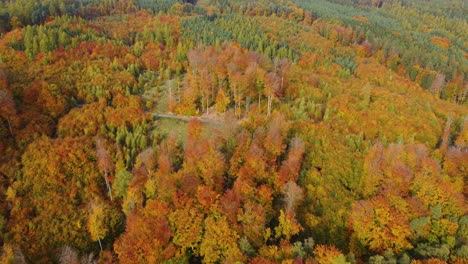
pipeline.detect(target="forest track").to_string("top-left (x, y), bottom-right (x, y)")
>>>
top-left (152, 113), bottom-right (224, 125)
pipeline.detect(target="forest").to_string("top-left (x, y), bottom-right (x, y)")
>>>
top-left (0, 0), bottom-right (467, 263)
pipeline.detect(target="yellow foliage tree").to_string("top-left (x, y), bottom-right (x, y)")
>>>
top-left (200, 214), bottom-right (245, 263)
top-left (87, 201), bottom-right (108, 251)
top-left (350, 196), bottom-right (413, 254)
top-left (274, 210), bottom-right (302, 241)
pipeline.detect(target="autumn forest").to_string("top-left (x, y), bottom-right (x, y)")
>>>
top-left (0, 0), bottom-right (467, 263)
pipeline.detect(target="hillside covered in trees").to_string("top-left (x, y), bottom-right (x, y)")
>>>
top-left (0, 0), bottom-right (467, 263)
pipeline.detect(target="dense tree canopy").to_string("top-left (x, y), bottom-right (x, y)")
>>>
top-left (0, 0), bottom-right (466, 263)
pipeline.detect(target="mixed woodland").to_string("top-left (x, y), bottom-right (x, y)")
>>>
top-left (0, 0), bottom-right (467, 263)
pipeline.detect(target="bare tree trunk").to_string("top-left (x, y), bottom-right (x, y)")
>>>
top-left (267, 95), bottom-right (272, 117)
top-left (168, 80), bottom-right (173, 107)
top-left (281, 76), bottom-right (284, 92)
top-left (104, 172), bottom-right (113, 201)
top-left (238, 88), bottom-right (242, 118)
top-left (98, 238), bottom-right (103, 251)
top-left (233, 87), bottom-right (238, 118)
top-left (440, 116), bottom-right (452, 153)
top-left (238, 97), bottom-right (241, 118)
top-left (234, 102), bottom-right (237, 117)
top-left (211, 85), bottom-right (214, 105)
top-left (6, 117), bottom-right (13, 137)
top-left (177, 79), bottom-right (181, 104)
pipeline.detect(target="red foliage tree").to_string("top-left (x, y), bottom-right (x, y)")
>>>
top-left (114, 200), bottom-right (175, 263)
